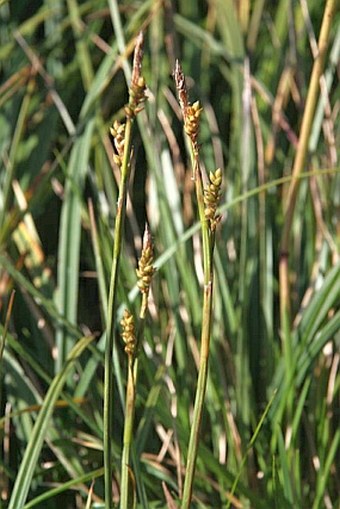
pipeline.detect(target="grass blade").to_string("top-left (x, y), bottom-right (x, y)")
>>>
top-left (55, 118), bottom-right (95, 371)
top-left (8, 335), bottom-right (94, 509)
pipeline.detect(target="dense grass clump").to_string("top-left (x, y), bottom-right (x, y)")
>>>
top-left (0, 1), bottom-right (339, 508)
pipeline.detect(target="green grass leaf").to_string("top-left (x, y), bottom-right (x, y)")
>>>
top-left (8, 335), bottom-right (94, 509)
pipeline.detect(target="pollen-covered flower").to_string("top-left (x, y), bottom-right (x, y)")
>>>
top-left (120, 309), bottom-right (137, 357)
top-left (204, 168), bottom-right (222, 231)
top-left (110, 120), bottom-right (125, 167)
top-left (136, 224), bottom-right (155, 296)
top-left (183, 100), bottom-right (203, 146)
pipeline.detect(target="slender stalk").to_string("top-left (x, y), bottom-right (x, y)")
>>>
top-left (104, 115), bottom-right (133, 509)
top-left (120, 348), bottom-right (137, 509)
top-left (120, 330), bottom-right (142, 509)
top-left (120, 226), bottom-right (155, 508)
top-left (181, 153), bottom-right (215, 509)
top-left (181, 284), bottom-right (213, 507)
top-left (174, 61), bottom-right (221, 508)
top-left (103, 32), bottom-right (146, 509)
top-left (119, 333), bottom-right (141, 509)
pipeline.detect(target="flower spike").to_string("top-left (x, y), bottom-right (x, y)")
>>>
top-left (110, 120), bottom-right (126, 168)
top-left (136, 224), bottom-right (155, 296)
top-left (125, 31), bottom-right (147, 118)
top-left (174, 59), bottom-right (203, 156)
top-left (204, 168), bottom-right (222, 231)
top-left (120, 309), bottom-right (137, 358)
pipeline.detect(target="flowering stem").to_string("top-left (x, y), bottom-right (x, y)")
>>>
top-left (120, 225), bottom-right (154, 508)
top-left (181, 152), bottom-right (215, 509)
top-left (174, 60), bottom-right (220, 508)
top-left (104, 32), bottom-right (145, 509)
top-left (104, 116), bottom-right (133, 509)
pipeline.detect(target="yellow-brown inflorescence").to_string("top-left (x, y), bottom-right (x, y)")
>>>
top-left (174, 59), bottom-right (203, 155)
top-left (110, 120), bottom-right (125, 168)
top-left (125, 31), bottom-right (147, 119)
top-left (183, 100), bottom-right (203, 149)
top-left (120, 309), bottom-right (137, 358)
top-left (136, 224), bottom-right (155, 296)
top-left (204, 168), bottom-right (222, 231)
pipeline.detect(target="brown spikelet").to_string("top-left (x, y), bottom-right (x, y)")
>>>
top-left (110, 120), bottom-right (125, 168)
top-left (125, 31), bottom-right (147, 118)
top-left (131, 32), bottom-right (144, 88)
top-left (183, 100), bottom-right (203, 148)
top-left (120, 309), bottom-right (137, 358)
top-left (174, 59), bottom-right (202, 155)
top-left (204, 168), bottom-right (222, 231)
top-left (136, 224), bottom-right (155, 295)
top-left (174, 59), bottom-right (188, 112)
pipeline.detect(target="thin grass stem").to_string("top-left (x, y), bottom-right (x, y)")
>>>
top-left (181, 153), bottom-right (214, 509)
top-left (104, 115), bottom-right (134, 509)
top-left (174, 61), bottom-right (219, 508)
top-left (120, 225), bottom-right (154, 508)
top-left (120, 355), bottom-right (136, 509)
top-left (104, 37), bottom-right (146, 504)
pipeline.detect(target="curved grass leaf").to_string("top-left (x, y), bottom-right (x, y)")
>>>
top-left (8, 335), bottom-right (94, 509)
top-left (55, 118), bottom-right (95, 372)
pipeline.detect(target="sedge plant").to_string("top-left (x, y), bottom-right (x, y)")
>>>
top-left (174, 60), bottom-right (222, 508)
top-left (120, 225), bottom-right (155, 509)
top-left (2, 3), bottom-right (339, 508)
top-left (103, 31), bottom-right (147, 509)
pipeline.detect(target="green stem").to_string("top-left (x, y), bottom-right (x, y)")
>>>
top-left (181, 284), bottom-right (213, 508)
top-left (120, 357), bottom-right (136, 509)
top-left (120, 300), bottom-right (148, 508)
top-left (104, 117), bottom-right (134, 509)
top-left (193, 157), bottom-right (212, 277)
top-left (181, 151), bottom-right (214, 507)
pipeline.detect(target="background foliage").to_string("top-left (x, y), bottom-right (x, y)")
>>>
top-left (0, 0), bottom-right (339, 507)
